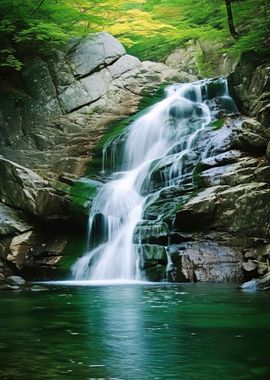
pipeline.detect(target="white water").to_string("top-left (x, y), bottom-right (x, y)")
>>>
top-left (72, 78), bottom-right (237, 281)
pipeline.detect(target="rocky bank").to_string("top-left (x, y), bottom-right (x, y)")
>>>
top-left (0, 32), bottom-right (269, 286)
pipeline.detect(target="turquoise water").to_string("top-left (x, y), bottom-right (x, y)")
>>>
top-left (1, 283), bottom-right (270, 380)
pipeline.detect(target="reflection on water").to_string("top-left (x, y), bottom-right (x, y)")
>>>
top-left (1, 284), bottom-right (270, 380)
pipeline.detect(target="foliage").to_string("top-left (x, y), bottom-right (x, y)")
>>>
top-left (0, 0), bottom-right (269, 71)
top-left (122, 0), bottom-right (269, 61)
top-left (0, 0), bottom-right (135, 70)
top-left (0, 0), bottom-right (83, 70)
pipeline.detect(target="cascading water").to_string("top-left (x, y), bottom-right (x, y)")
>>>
top-left (72, 78), bottom-right (237, 281)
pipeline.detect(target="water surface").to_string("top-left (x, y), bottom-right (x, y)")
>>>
top-left (1, 283), bottom-right (270, 380)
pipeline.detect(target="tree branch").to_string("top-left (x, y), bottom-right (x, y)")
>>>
top-left (31, 0), bottom-right (47, 17)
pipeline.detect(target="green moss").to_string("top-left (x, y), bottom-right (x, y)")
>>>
top-left (192, 162), bottom-right (205, 189)
top-left (209, 118), bottom-right (225, 130)
top-left (58, 234), bottom-right (87, 273)
top-left (69, 178), bottom-right (101, 216)
top-left (196, 50), bottom-right (225, 77)
top-left (51, 180), bottom-right (70, 195)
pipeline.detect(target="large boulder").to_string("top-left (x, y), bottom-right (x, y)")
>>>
top-left (0, 157), bottom-right (69, 219)
top-left (168, 240), bottom-right (243, 282)
top-left (67, 32), bottom-right (126, 78)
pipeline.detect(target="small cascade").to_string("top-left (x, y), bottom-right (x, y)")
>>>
top-left (72, 77), bottom-right (237, 281)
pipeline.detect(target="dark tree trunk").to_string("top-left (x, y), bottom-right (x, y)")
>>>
top-left (225, 0), bottom-right (239, 38)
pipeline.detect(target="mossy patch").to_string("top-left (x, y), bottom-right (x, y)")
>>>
top-left (58, 234), bottom-right (87, 274)
top-left (209, 118), bottom-right (225, 130)
top-left (192, 162), bottom-right (205, 189)
top-left (69, 178), bottom-right (101, 217)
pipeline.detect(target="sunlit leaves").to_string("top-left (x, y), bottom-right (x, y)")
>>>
top-left (0, 0), bottom-right (268, 71)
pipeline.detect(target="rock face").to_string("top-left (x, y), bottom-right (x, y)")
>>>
top-left (0, 32), bottom-right (187, 280)
top-left (0, 157), bottom-right (71, 280)
top-left (166, 39), bottom-right (239, 77)
top-left (0, 32), bottom-right (185, 177)
top-left (228, 55), bottom-right (270, 127)
top-left (0, 157), bottom-right (69, 219)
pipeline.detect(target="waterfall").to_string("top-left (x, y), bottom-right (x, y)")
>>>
top-left (72, 78), bottom-right (237, 281)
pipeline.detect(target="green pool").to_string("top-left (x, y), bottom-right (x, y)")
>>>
top-left (1, 283), bottom-right (270, 380)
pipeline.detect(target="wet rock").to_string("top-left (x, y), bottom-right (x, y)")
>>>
top-left (136, 244), bottom-right (167, 281)
top-left (6, 275), bottom-right (26, 285)
top-left (241, 272), bottom-right (270, 290)
top-left (30, 285), bottom-right (48, 292)
top-left (7, 230), bottom-right (67, 276)
top-left (240, 278), bottom-right (258, 290)
top-left (133, 221), bottom-right (169, 244)
top-left (201, 150), bottom-right (244, 170)
top-left (175, 186), bottom-right (225, 230)
top-left (242, 260), bottom-right (257, 272)
top-left (0, 284), bottom-right (20, 290)
top-left (70, 177), bottom-right (102, 216)
top-left (169, 240), bottom-right (243, 282)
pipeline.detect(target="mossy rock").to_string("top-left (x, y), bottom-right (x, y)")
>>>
top-left (70, 178), bottom-right (102, 216)
top-left (209, 118), bottom-right (225, 130)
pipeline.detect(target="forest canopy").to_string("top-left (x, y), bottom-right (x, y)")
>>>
top-left (0, 0), bottom-right (269, 71)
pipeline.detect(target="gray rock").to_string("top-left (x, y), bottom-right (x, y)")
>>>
top-left (0, 203), bottom-right (33, 236)
top-left (0, 284), bottom-right (20, 290)
top-left (0, 32), bottom-right (186, 178)
top-left (135, 244), bottom-right (168, 281)
top-left (58, 81), bottom-right (90, 113)
top-left (0, 157), bottom-right (69, 219)
top-left (67, 32), bottom-right (126, 77)
top-left (81, 69), bottom-right (112, 101)
top-left (166, 42), bottom-right (200, 75)
top-left (133, 221), bottom-right (169, 244)
top-left (229, 60), bottom-right (270, 126)
top-left (166, 39), bottom-right (239, 76)
top-left (242, 260), bottom-right (257, 272)
top-left (30, 285), bottom-right (48, 292)
top-left (240, 278), bottom-right (258, 290)
top-left (108, 54), bottom-right (141, 79)
top-left (170, 240), bottom-right (243, 282)
top-left (22, 58), bottom-right (58, 101)
top-left (201, 150), bottom-right (244, 169)
top-left (6, 275), bottom-right (26, 285)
